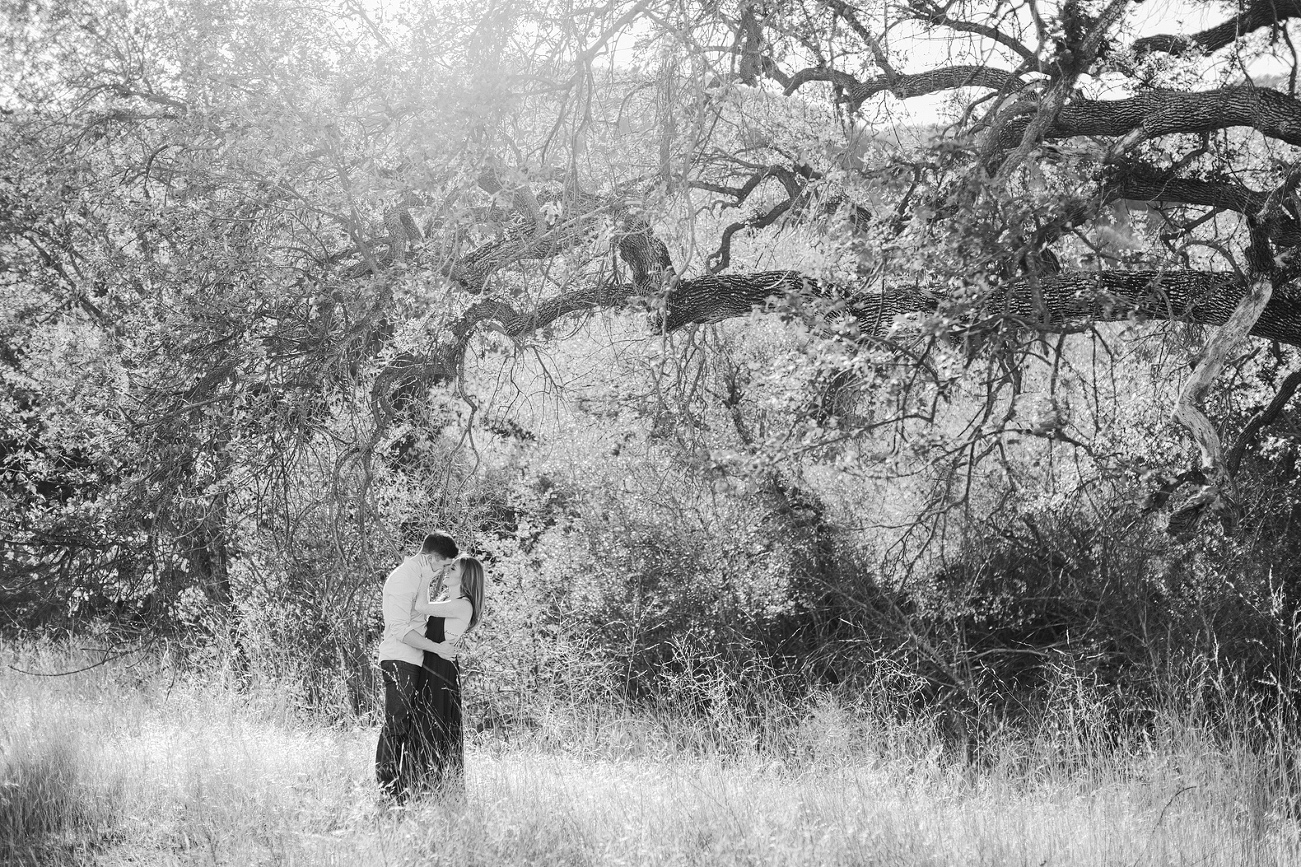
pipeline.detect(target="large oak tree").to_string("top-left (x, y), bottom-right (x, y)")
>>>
top-left (409, 0), bottom-right (1301, 531)
top-left (6, 0), bottom-right (1301, 619)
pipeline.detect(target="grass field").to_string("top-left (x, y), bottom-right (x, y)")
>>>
top-left (2, 640), bottom-right (1298, 866)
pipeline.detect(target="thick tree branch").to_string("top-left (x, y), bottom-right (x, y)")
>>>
top-left (450, 219), bottom-right (674, 344)
top-left (1110, 166), bottom-right (1301, 248)
top-left (998, 87), bottom-right (1301, 153)
top-left (375, 217), bottom-right (675, 401)
top-left (381, 217), bottom-right (1301, 442)
top-left (1134, 0), bottom-right (1301, 57)
top-left (446, 215), bottom-right (602, 293)
top-left (785, 65), bottom-right (1023, 110)
top-left (422, 266), bottom-right (1301, 389)
top-left (451, 281), bottom-right (640, 343)
top-left (656, 269), bottom-right (1301, 346)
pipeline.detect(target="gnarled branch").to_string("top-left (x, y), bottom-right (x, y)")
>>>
top-left (1167, 274), bottom-right (1274, 535)
top-left (1134, 0), bottom-right (1301, 57)
top-left (785, 65), bottom-right (1024, 110)
top-left (1110, 166), bottom-right (1301, 248)
top-left (998, 87), bottom-right (1301, 152)
top-left (658, 269), bottom-right (1301, 345)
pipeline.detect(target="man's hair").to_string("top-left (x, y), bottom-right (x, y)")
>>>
top-left (421, 532), bottom-right (459, 559)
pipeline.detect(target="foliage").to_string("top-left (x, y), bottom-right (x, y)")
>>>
top-left (5, 0), bottom-right (1301, 738)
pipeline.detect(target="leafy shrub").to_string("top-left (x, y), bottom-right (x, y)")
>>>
top-left (917, 474), bottom-right (1301, 738)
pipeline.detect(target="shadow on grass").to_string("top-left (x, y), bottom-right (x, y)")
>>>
top-left (1, 730), bottom-right (123, 866)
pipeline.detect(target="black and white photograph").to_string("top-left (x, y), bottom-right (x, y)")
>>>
top-left (3, 0), bottom-right (1301, 863)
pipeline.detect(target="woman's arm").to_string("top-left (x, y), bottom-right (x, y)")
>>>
top-left (400, 628), bottom-right (463, 660)
top-left (412, 597), bottom-right (472, 618)
top-left (410, 568), bottom-right (441, 616)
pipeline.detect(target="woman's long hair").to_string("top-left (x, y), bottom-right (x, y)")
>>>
top-left (457, 556), bottom-right (485, 631)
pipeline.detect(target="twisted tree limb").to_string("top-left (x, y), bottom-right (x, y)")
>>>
top-left (416, 266), bottom-right (1301, 360)
top-left (1109, 165), bottom-right (1301, 248)
top-left (784, 65), bottom-right (1024, 110)
top-left (373, 216), bottom-right (674, 403)
top-left (995, 87), bottom-right (1301, 152)
top-left (1167, 274), bottom-right (1274, 536)
top-left (651, 269), bottom-right (1301, 344)
top-left (1134, 0), bottom-right (1301, 57)
top-left (445, 216), bottom-right (602, 293)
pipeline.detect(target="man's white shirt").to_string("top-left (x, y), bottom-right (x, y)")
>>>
top-left (377, 555), bottom-right (434, 665)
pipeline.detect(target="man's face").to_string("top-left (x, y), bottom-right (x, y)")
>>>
top-left (421, 554), bottom-right (452, 593)
top-left (422, 553), bottom-right (453, 588)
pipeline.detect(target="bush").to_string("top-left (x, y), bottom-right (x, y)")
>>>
top-left (914, 475), bottom-right (1301, 739)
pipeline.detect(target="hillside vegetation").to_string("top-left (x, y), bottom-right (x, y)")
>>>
top-left (2, 642), bottom-right (1297, 866)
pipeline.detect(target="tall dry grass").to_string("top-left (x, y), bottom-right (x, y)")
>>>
top-left (1, 638), bottom-right (1298, 866)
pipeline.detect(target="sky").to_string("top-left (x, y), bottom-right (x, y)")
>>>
top-left (1131, 0), bottom-right (1218, 37)
top-left (871, 0), bottom-right (1256, 126)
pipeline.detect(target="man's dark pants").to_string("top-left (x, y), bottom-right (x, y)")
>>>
top-left (376, 659), bottom-right (422, 803)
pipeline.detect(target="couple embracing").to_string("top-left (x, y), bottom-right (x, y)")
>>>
top-left (375, 532), bottom-right (485, 803)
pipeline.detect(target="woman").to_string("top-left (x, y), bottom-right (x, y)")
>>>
top-left (400, 555), bottom-right (485, 794)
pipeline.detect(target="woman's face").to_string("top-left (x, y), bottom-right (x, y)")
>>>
top-left (443, 559), bottom-right (465, 595)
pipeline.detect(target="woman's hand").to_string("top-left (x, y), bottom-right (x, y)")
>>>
top-left (417, 566), bottom-right (437, 604)
top-left (412, 567), bottom-right (446, 615)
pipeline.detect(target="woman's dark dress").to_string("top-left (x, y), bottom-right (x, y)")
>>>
top-left (411, 615), bottom-right (463, 792)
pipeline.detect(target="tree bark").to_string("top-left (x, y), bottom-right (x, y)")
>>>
top-left (647, 269), bottom-right (1301, 346)
top-left (424, 268), bottom-right (1301, 373)
top-left (1167, 274), bottom-right (1275, 535)
top-left (996, 88), bottom-right (1301, 152)
top-left (1134, 0), bottom-right (1301, 57)
top-left (784, 64), bottom-right (1023, 109)
top-left (1111, 168), bottom-right (1301, 248)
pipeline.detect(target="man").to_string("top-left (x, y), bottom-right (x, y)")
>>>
top-left (375, 531), bottom-right (458, 803)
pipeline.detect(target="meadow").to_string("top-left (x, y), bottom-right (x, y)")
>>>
top-left (2, 640), bottom-right (1298, 866)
